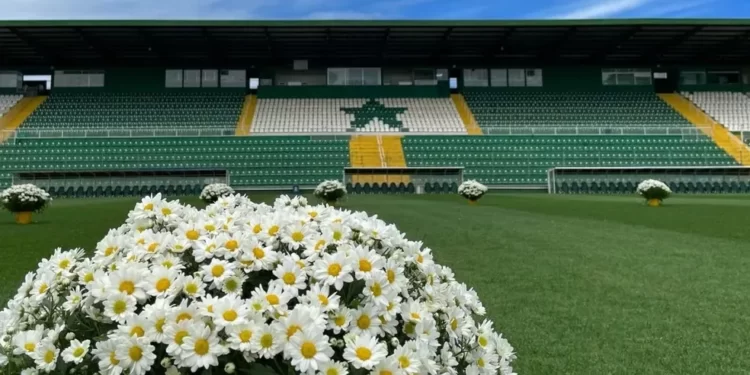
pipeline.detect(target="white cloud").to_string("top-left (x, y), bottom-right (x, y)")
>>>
top-left (640, 0), bottom-right (715, 17)
top-left (0, 0), bottom-right (264, 19)
top-left (537, 0), bottom-right (655, 19)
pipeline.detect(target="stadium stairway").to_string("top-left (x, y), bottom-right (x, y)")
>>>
top-left (450, 94), bottom-right (483, 135)
top-left (235, 94), bottom-right (257, 136)
top-left (0, 96), bottom-right (47, 143)
top-left (349, 136), bottom-right (383, 184)
top-left (659, 93), bottom-right (750, 165)
top-left (380, 136), bottom-right (409, 184)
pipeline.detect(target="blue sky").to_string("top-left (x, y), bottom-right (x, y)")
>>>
top-left (1, 0), bottom-right (749, 19)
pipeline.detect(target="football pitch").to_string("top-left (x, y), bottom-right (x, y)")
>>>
top-left (1, 193), bottom-right (748, 374)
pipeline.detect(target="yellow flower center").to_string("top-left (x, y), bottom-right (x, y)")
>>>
top-left (387, 269), bottom-right (396, 284)
top-left (371, 283), bottom-right (382, 297)
top-left (175, 331), bottom-right (189, 345)
top-left (176, 312), bottom-right (192, 322)
top-left (357, 314), bottom-right (371, 329)
top-left (109, 352), bottom-right (119, 365)
top-left (155, 318), bottom-right (166, 333)
top-left (128, 346), bottom-right (142, 361)
top-left (327, 263), bottom-right (342, 276)
top-left (478, 336), bottom-right (488, 347)
top-left (59, 259), bottom-right (70, 270)
top-left (291, 231), bottom-right (304, 242)
top-left (253, 247), bottom-right (265, 259)
top-left (333, 231), bottom-right (342, 241)
top-left (185, 283), bottom-right (198, 295)
top-left (194, 339), bottom-right (209, 355)
top-left (225, 240), bottom-right (239, 251)
top-left (24, 343), bottom-right (36, 352)
top-left (223, 310), bottom-right (238, 322)
top-left (410, 312), bottom-right (420, 320)
top-left (211, 265), bottom-right (225, 278)
top-left (260, 333), bottom-right (274, 348)
top-left (186, 230), bottom-right (200, 240)
top-left (355, 347), bottom-right (372, 361)
top-left (144, 203), bottom-right (153, 211)
top-left (315, 240), bottom-right (326, 251)
top-left (225, 278), bottom-right (239, 291)
top-left (266, 294), bottom-right (280, 305)
top-left (359, 259), bottom-right (372, 272)
top-left (282, 272), bottom-right (296, 285)
top-left (131, 326), bottom-right (145, 337)
top-left (318, 294), bottom-right (329, 306)
top-left (155, 278), bottom-right (171, 293)
top-left (204, 224), bottom-right (216, 232)
top-left (450, 318), bottom-right (458, 331)
top-left (380, 371), bottom-right (393, 375)
top-left (83, 272), bottom-right (95, 283)
top-left (147, 243), bottom-right (159, 253)
top-left (301, 342), bottom-right (317, 358)
top-left (399, 356), bottom-right (410, 369)
top-left (239, 330), bottom-right (252, 343)
top-left (268, 225), bottom-right (279, 236)
top-left (286, 325), bottom-right (301, 338)
top-left (113, 300), bottom-right (127, 314)
top-left (404, 322), bottom-right (416, 335)
top-left (38, 283), bottom-right (48, 294)
top-left (119, 281), bottom-right (135, 295)
top-left (161, 207), bottom-right (172, 216)
top-left (104, 247), bottom-right (116, 256)
top-left (44, 350), bottom-right (55, 364)
top-left (253, 224), bottom-right (262, 234)
top-left (334, 315), bottom-right (346, 326)
top-left (327, 368), bottom-right (339, 375)
top-left (309, 211), bottom-right (318, 218)
top-left (416, 254), bottom-right (424, 263)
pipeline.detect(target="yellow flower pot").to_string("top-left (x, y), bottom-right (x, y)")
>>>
top-left (647, 199), bottom-right (661, 207)
top-left (468, 200), bottom-right (478, 205)
top-left (14, 211), bottom-right (32, 224)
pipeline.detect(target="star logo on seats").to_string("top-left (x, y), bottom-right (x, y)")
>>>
top-left (341, 99), bottom-right (407, 129)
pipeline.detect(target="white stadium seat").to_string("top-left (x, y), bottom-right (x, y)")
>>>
top-left (251, 97), bottom-right (467, 134)
top-left (683, 91), bottom-right (750, 131)
top-left (0, 94), bottom-right (23, 116)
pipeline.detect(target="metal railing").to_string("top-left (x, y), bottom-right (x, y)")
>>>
top-left (4, 127), bottom-right (236, 139)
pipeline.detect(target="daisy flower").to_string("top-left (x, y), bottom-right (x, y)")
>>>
top-left (12, 325), bottom-right (45, 355)
top-left (146, 266), bottom-right (181, 298)
top-left (350, 304), bottom-right (382, 336)
top-left (302, 284), bottom-right (340, 313)
top-left (169, 300), bottom-right (200, 324)
top-left (179, 324), bottom-right (228, 372)
top-left (226, 321), bottom-right (261, 352)
top-left (352, 246), bottom-right (385, 280)
top-left (92, 339), bottom-right (125, 375)
top-left (63, 286), bottom-right (85, 312)
top-left (363, 271), bottom-right (391, 307)
top-left (33, 339), bottom-right (59, 373)
top-left (165, 320), bottom-right (194, 356)
top-left (288, 328), bottom-right (334, 373)
top-left (392, 343), bottom-right (421, 374)
top-left (180, 275), bottom-right (206, 299)
top-left (61, 339), bottom-right (90, 364)
top-left (221, 274), bottom-right (246, 295)
top-left (343, 333), bottom-right (388, 370)
top-left (372, 356), bottom-right (402, 375)
top-left (201, 259), bottom-right (236, 287)
top-left (281, 221), bottom-right (316, 250)
top-left (313, 251), bottom-right (354, 291)
top-left (251, 283), bottom-right (292, 313)
top-left (108, 266), bottom-right (149, 301)
top-left (273, 258), bottom-right (307, 295)
top-left (327, 306), bottom-right (352, 334)
top-left (250, 323), bottom-right (284, 359)
top-left (212, 295), bottom-right (249, 328)
top-left (192, 237), bottom-right (221, 263)
top-left (142, 300), bottom-right (170, 343)
top-left (103, 292), bottom-right (137, 323)
top-left (278, 305), bottom-right (318, 344)
top-left (116, 337), bottom-right (156, 375)
top-left (319, 360), bottom-right (349, 375)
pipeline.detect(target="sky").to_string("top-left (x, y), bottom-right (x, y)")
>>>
top-left (1, 0), bottom-right (749, 20)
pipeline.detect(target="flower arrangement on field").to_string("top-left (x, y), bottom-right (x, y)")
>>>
top-left (636, 179), bottom-right (672, 206)
top-left (0, 184), bottom-right (51, 213)
top-left (458, 180), bottom-right (488, 203)
top-left (314, 180), bottom-right (347, 204)
top-left (0, 193), bottom-right (516, 375)
top-left (199, 183), bottom-right (235, 204)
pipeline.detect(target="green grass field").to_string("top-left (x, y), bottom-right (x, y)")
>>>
top-left (1, 194), bottom-right (749, 374)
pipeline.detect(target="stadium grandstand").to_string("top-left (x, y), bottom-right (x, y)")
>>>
top-left (2, 19), bottom-right (750, 195)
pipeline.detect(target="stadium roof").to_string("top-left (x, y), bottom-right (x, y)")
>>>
top-left (2, 19), bottom-right (750, 67)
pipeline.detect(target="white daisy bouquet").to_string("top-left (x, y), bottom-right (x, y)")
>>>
top-left (199, 183), bottom-right (235, 204)
top-left (457, 180), bottom-right (488, 201)
top-left (0, 193), bottom-right (516, 375)
top-left (0, 184), bottom-right (52, 213)
top-left (636, 179), bottom-right (672, 202)
top-left (313, 180), bottom-right (347, 204)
